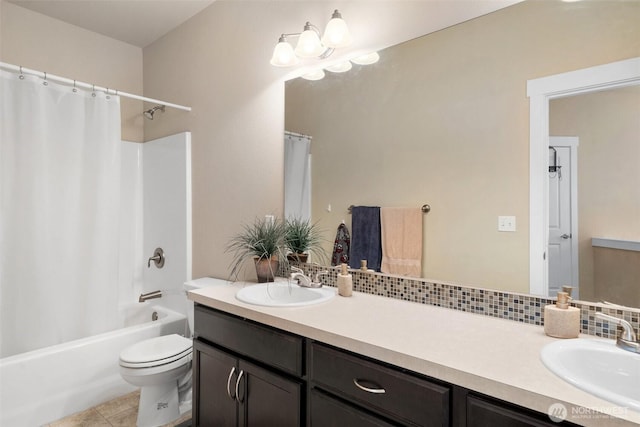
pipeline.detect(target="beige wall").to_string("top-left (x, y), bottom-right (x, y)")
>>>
top-left (286, 1), bottom-right (640, 292)
top-left (550, 86), bottom-right (640, 302)
top-left (592, 247), bottom-right (640, 308)
top-left (0, 1), bottom-right (144, 142)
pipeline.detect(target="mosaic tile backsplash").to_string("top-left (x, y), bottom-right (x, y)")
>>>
top-left (291, 263), bottom-right (640, 340)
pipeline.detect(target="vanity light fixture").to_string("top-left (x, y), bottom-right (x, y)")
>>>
top-left (351, 52), bottom-right (380, 65)
top-left (301, 69), bottom-right (326, 81)
top-left (325, 61), bottom-right (353, 73)
top-left (270, 9), bottom-right (352, 67)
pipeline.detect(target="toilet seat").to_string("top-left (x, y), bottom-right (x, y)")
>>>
top-left (120, 334), bottom-right (192, 369)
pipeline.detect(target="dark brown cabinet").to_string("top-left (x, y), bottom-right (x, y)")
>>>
top-left (193, 304), bottom-right (580, 427)
top-left (192, 305), bottom-right (303, 427)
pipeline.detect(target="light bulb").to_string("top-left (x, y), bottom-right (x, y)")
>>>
top-left (351, 52), bottom-right (380, 65)
top-left (270, 37), bottom-right (298, 67)
top-left (325, 61), bottom-right (352, 73)
top-left (301, 69), bottom-right (325, 81)
top-left (295, 24), bottom-right (325, 58)
top-left (321, 10), bottom-right (352, 48)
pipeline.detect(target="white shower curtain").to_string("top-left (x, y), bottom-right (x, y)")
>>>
top-left (284, 133), bottom-right (311, 221)
top-left (0, 70), bottom-right (121, 357)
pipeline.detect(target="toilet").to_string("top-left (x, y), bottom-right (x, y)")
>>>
top-left (119, 277), bottom-right (228, 427)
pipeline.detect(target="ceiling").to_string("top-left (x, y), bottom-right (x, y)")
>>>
top-left (6, 0), bottom-right (216, 47)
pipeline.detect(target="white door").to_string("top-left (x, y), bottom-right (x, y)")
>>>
top-left (548, 137), bottom-right (579, 298)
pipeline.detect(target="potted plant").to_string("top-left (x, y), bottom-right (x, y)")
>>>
top-left (284, 217), bottom-right (327, 264)
top-left (226, 217), bottom-right (287, 283)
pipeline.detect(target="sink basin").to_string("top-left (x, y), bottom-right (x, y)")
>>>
top-left (236, 281), bottom-right (336, 307)
top-left (541, 339), bottom-right (640, 411)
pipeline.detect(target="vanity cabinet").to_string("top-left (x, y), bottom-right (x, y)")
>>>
top-left (309, 342), bottom-right (450, 426)
top-left (192, 304), bottom-right (579, 427)
top-left (192, 305), bottom-right (303, 427)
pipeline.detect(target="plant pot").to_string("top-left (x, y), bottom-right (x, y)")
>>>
top-left (287, 253), bottom-right (308, 263)
top-left (254, 257), bottom-right (279, 283)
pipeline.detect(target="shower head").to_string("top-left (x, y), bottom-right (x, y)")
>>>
top-left (143, 105), bottom-right (165, 120)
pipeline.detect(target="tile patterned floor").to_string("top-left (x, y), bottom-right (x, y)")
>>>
top-left (44, 391), bottom-right (191, 427)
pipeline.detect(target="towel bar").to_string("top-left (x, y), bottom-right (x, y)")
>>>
top-left (348, 204), bottom-right (431, 214)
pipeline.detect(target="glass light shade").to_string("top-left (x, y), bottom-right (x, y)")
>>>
top-left (295, 29), bottom-right (325, 58)
top-left (351, 52), bottom-right (380, 65)
top-left (301, 69), bottom-right (325, 81)
top-left (325, 61), bottom-right (352, 73)
top-left (321, 12), bottom-right (352, 48)
top-left (270, 40), bottom-right (298, 67)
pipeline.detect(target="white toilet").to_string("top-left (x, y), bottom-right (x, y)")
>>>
top-left (119, 277), bottom-right (227, 427)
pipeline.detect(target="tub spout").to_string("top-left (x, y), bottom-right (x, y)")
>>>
top-left (139, 290), bottom-right (162, 303)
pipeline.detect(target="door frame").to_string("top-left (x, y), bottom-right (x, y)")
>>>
top-left (548, 137), bottom-right (579, 298)
top-left (527, 57), bottom-right (640, 296)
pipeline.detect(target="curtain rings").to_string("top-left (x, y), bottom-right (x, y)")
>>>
top-left (92, 84), bottom-right (96, 97)
top-left (43, 72), bottom-right (48, 86)
top-left (105, 88), bottom-right (110, 100)
top-left (72, 80), bottom-right (78, 93)
top-left (18, 66), bottom-right (25, 80)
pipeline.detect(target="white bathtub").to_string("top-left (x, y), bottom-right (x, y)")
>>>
top-left (0, 304), bottom-right (187, 427)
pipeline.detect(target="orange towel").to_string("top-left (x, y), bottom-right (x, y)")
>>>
top-left (380, 207), bottom-right (423, 277)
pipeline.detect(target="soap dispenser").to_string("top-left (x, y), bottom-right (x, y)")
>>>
top-left (544, 291), bottom-right (580, 338)
top-left (337, 263), bottom-right (353, 297)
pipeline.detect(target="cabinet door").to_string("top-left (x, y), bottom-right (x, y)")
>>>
top-left (310, 389), bottom-right (396, 427)
top-left (193, 340), bottom-right (238, 427)
top-left (237, 359), bottom-right (302, 427)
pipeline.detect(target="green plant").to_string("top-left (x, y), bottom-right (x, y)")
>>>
top-left (284, 217), bottom-right (327, 264)
top-left (226, 217), bottom-right (287, 281)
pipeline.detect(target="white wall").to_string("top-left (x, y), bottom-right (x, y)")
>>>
top-left (142, 132), bottom-right (192, 314)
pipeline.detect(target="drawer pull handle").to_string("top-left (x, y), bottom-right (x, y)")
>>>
top-left (235, 369), bottom-right (245, 403)
top-left (353, 378), bottom-right (386, 394)
top-left (226, 366), bottom-right (237, 400)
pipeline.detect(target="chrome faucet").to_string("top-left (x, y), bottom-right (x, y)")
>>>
top-left (139, 290), bottom-right (162, 302)
top-left (595, 312), bottom-right (640, 354)
top-left (290, 266), bottom-right (328, 288)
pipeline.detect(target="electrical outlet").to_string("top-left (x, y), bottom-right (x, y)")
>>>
top-left (498, 216), bottom-right (516, 232)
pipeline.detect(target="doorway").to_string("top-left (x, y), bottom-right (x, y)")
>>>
top-left (548, 137), bottom-right (579, 298)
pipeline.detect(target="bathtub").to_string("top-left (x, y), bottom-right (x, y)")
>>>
top-left (0, 304), bottom-right (187, 427)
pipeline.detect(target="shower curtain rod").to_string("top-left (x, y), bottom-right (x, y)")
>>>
top-left (285, 130), bottom-right (312, 139)
top-left (0, 62), bottom-right (192, 112)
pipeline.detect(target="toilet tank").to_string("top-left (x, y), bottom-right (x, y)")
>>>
top-left (183, 277), bottom-right (230, 337)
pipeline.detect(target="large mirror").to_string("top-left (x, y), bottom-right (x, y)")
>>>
top-left (284, 0), bottom-right (640, 306)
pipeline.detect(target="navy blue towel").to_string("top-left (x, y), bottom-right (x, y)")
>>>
top-left (349, 206), bottom-right (382, 271)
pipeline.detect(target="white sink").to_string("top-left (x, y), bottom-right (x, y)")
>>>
top-left (236, 281), bottom-right (336, 307)
top-left (541, 339), bottom-right (640, 411)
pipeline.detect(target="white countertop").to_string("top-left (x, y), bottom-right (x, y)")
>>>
top-left (188, 280), bottom-right (640, 426)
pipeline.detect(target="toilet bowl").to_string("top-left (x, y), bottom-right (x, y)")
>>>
top-left (119, 277), bottom-right (229, 427)
top-left (120, 334), bottom-right (193, 426)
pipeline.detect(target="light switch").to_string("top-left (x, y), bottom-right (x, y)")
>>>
top-left (498, 216), bottom-right (516, 232)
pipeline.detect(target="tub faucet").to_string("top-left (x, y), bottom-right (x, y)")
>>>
top-left (139, 290), bottom-right (162, 303)
top-left (595, 312), bottom-right (640, 354)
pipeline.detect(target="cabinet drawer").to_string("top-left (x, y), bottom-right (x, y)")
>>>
top-left (310, 389), bottom-right (396, 427)
top-left (195, 305), bottom-right (303, 376)
top-left (310, 343), bottom-right (450, 427)
top-left (466, 395), bottom-right (577, 427)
